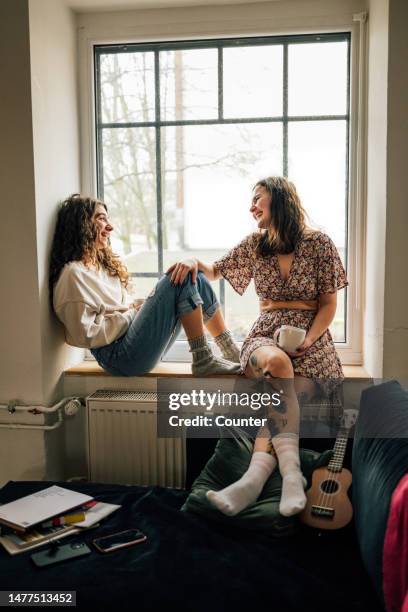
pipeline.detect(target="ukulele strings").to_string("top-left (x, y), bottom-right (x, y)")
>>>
top-left (319, 441), bottom-right (343, 511)
top-left (318, 433), bottom-right (347, 511)
top-left (318, 467), bottom-right (340, 512)
top-left (317, 467), bottom-right (335, 511)
top-left (318, 436), bottom-right (340, 510)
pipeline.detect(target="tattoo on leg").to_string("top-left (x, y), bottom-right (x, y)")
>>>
top-left (273, 399), bottom-right (287, 414)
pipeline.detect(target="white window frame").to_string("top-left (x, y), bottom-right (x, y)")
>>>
top-left (78, 6), bottom-right (367, 366)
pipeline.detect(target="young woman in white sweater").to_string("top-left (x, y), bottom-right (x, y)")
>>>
top-left (49, 194), bottom-right (240, 377)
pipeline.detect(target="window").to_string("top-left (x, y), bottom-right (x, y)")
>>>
top-left (94, 33), bottom-right (351, 358)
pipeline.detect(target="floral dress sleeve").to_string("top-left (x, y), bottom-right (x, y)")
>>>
top-left (316, 233), bottom-right (348, 294)
top-left (213, 234), bottom-right (256, 295)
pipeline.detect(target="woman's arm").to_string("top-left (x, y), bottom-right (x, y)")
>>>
top-left (166, 258), bottom-right (221, 284)
top-left (290, 291), bottom-right (337, 357)
top-left (197, 259), bottom-right (222, 281)
top-left (55, 301), bottom-right (136, 348)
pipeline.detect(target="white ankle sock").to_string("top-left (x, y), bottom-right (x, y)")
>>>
top-left (206, 451), bottom-right (276, 516)
top-left (272, 433), bottom-right (307, 517)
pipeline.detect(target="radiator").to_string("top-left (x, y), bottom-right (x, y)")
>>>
top-left (86, 390), bottom-right (185, 488)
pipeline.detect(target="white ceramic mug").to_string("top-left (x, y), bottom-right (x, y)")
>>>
top-left (273, 325), bottom-right (306, 353)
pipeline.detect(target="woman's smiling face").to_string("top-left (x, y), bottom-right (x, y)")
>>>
top-left (250, 184), bottom-right (272, 229)
top-left (93, 203), bottom-right (113, 250)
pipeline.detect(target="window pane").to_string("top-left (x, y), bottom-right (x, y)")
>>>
top-left (223, 45), bottom-right (283, 118)
top-left (161, 122), bottom-right (282, 263)
top-left (288, 41), bottom-right (348, 116)
top-left (129, 276), bottom-right (159, 301)
top-left (288, 120), bottom-right (347, 342)
top-left (160, 49), bottom-right (218, 121)
top-left (101, 127), bottom-right (158, 273)
top-left (100, 52), bottom-right (155, 123)
top-left (331, 288), bottom-right (346, 344)
top-left (225, 281), bottom-right (259, 341)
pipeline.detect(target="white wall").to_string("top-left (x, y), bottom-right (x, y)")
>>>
top-left (0, 0), bottom-right (82, 407)
top-left (0, 0), bottom-right (42, 403)
top-left (383, 0), bottom-right (408, 378)
top-left (0, 0), bottom-right (81, 485)
top-left (363, 0), bottom-right (408, 379)
top-left (77, 0), bottom-right (368, 38)
top-left (364, 0), bottom-right (388, 377)
top-left (29, 0), bottom-right (83, 404)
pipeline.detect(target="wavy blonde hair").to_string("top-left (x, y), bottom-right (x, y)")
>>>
top-left (49, 194), bottom-right (129, 308)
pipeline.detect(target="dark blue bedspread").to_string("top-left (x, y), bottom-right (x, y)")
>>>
top-left (0, 481), bottom-right (382, 611)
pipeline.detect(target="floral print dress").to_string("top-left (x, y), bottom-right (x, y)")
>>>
top-left (213, 230), bottom-right (348, 382)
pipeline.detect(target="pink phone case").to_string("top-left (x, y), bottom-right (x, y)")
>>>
top-left (93, 529), bottom-right (147, 553)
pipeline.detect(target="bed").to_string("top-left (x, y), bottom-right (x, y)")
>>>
top-left (0, 470), bottom-right (381, 612)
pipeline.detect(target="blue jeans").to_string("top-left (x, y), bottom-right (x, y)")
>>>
top-left (91, 272), bottom-right (220, 376)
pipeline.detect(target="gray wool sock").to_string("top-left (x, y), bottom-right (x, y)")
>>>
top-left (188, 335), bottom-right (240, 376)
top-left (188, 335), bottom-right (211, 364)
top-left (214, 330), bottom-right (241, 364)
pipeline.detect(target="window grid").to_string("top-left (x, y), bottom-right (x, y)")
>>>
top-left (94, 32), bottom-right (350, 338)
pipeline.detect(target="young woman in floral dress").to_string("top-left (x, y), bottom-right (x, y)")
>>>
top-left (168, 176), bottom-right (347, 517)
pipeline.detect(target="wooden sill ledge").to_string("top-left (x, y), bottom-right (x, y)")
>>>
top-left (65, 361), bottom-right (369, 379)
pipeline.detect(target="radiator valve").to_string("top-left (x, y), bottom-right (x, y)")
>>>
top-left (64, 398), bottom-right (82, 417)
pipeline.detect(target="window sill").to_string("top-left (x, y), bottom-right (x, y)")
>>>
top-left (65, 361), bottom-right (370, 379)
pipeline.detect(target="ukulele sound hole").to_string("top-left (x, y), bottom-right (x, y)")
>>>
top-left (321, 480), bottom-right (339, 494)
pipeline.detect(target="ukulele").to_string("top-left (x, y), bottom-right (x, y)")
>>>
top-left (300, 409), bottom-right (358, 530)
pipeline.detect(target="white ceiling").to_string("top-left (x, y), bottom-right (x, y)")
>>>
top-left (67, 0), bottom-right (281, 13)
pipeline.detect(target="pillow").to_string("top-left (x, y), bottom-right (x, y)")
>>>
top-left (181, 429), bottom-right (332, 535)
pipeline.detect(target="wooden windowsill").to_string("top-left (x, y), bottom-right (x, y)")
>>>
top-left (65, 361), bottom-right (369, 379)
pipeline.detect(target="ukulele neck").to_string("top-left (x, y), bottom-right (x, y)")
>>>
top-left (327, 428), bottom-right (349, 473)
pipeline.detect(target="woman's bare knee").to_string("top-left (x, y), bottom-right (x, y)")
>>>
top-left (262, 351), bottom-right (293, 379)
top-left (246, 346), bottom-right (292, 378)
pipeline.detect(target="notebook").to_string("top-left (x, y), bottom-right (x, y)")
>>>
top-left (0, 486), bottom-right (93, 531)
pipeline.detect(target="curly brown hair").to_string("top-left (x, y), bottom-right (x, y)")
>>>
top-left (49, 194), bottom-right (129, 309)
top-left (255, 176), bottom-right (309, 256)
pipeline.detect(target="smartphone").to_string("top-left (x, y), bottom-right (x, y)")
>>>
top-left (31, 542), bottom-right (92, 568)
top-left (93, 529), bottom-right (147, 553)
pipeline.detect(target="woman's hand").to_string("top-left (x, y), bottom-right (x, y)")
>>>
top-left (166, 258), bottom-right (198, 285)
top-left (130, 299), bottom-right (145, 312)
top-left (287, 335), bottom-right (315, 358)
top-left (287, 293), bottom-right (337, 358)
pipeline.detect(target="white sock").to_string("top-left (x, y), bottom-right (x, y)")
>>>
top-left (206, 451), bottom-right (276, 516)
top-left (272, 433), bottom-right (307, 517)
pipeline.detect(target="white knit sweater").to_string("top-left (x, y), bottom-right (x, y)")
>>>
top-left (53, 261), bottom-right (136, 348)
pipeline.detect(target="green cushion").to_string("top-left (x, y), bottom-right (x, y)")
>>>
top-left (181, 431), bottom-right (332, 535)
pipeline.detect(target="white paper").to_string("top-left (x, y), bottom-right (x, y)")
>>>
top-left (0, 486), bottom-right (93, 530)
